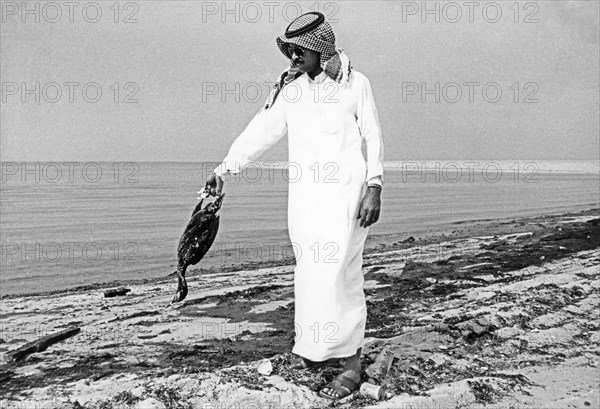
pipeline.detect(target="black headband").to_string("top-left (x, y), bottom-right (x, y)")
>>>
top-left (284, 12), bottom-right (325, 38)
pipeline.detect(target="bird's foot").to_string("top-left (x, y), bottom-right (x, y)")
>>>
top-left (171, 285), bottom-right (188, 304)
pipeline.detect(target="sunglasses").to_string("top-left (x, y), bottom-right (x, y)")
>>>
top-left (288, 45), bottom-right (305, 58)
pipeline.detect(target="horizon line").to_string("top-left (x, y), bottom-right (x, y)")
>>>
top-left (1, 159), bottom-right (599, 163)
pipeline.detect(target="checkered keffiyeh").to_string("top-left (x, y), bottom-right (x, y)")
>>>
top-left (266, 12), bottom-right (352, 109)
top-left (277, 13), bottom-right (337, 66)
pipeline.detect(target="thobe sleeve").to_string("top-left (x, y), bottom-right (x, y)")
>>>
top-left (213, 98), bottom-right (287, 177)
top-left (356, 75), bottom-right (385, 186)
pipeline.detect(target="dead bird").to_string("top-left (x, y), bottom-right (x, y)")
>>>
top-left (171, 194), bottom-right (224, 304)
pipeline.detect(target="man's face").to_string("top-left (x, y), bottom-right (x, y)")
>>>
top-left (289, 44), bottom-right (320, 73)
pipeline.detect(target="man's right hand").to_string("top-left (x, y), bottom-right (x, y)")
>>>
top-left (205, 173), bottom-right (224, 196)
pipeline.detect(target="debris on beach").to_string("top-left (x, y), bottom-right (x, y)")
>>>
top-left (6, 327), bottom-right (81, 362)
top-left (103, 287), bottom-right (131, 297)
top-left (364, 346), bottom-right (396, 382)
top-left (256, 359), bottom-right (273, 376)
top-left (1, 210), bottom-right (598, 408)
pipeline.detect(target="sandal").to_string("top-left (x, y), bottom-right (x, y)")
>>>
top-left (318, 370), bottom-right (361, 400)
top-left (290, 356), bottom-right (341, 370)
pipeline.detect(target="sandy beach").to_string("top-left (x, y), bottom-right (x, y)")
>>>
top-left (1, 208), bottom-right (598, 408)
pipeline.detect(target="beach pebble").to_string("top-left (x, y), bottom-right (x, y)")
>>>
top-left (257, 359), bottom-right (273, 376)
top-left (138, 397), bottom-right (166, 409)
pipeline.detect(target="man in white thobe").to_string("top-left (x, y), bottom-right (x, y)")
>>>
top-left (205, 11), bottom-right (384, 400)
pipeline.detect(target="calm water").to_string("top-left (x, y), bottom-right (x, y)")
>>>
top-left (1, 160), bottom-right (598, 296)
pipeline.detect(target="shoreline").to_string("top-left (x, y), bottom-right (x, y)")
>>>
top-left (1, 207), bottom-right (598, 408)
top-left (2, 206), bottom-right (598, 300)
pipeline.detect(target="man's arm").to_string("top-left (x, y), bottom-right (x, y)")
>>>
top-left (356, 73), bottom-right (385, 188)
top-left (356, 73), bottom-right (384, 227)
top-left (207, 91), bottom-right (287, 197)
top-left (214, 97), bottom-right (287, 178)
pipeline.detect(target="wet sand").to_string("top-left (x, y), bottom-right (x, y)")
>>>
top-left (1, 208), bottom-right (599, 408)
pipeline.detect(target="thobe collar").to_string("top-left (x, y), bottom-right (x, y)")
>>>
top-left (306, 70), bottom-right (329, 84)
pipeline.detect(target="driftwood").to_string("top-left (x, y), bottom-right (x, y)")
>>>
top-left (7, 327), bottom-right (81, 362)
top-left (104, 287), bottom-right (131, 297)
top-left (365, 346), bottom-right (396, 382)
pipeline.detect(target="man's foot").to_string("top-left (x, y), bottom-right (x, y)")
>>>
top-left (318, 369), bottom-right (361, 400)
top-left (290, 355), bottom-right (340, 370)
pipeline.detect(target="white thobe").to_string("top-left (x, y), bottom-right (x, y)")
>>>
top-left (214, 70), bottom-right (384, 361)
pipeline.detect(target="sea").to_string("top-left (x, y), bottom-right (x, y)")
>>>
top-left (1, 160), bottom-right (598, 297)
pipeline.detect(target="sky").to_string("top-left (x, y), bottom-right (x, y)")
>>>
top-left (1, 0), bottom-right (599, 161)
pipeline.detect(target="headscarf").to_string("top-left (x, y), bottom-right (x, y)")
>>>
top-left (265, 12), bottom-right (352, 109)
